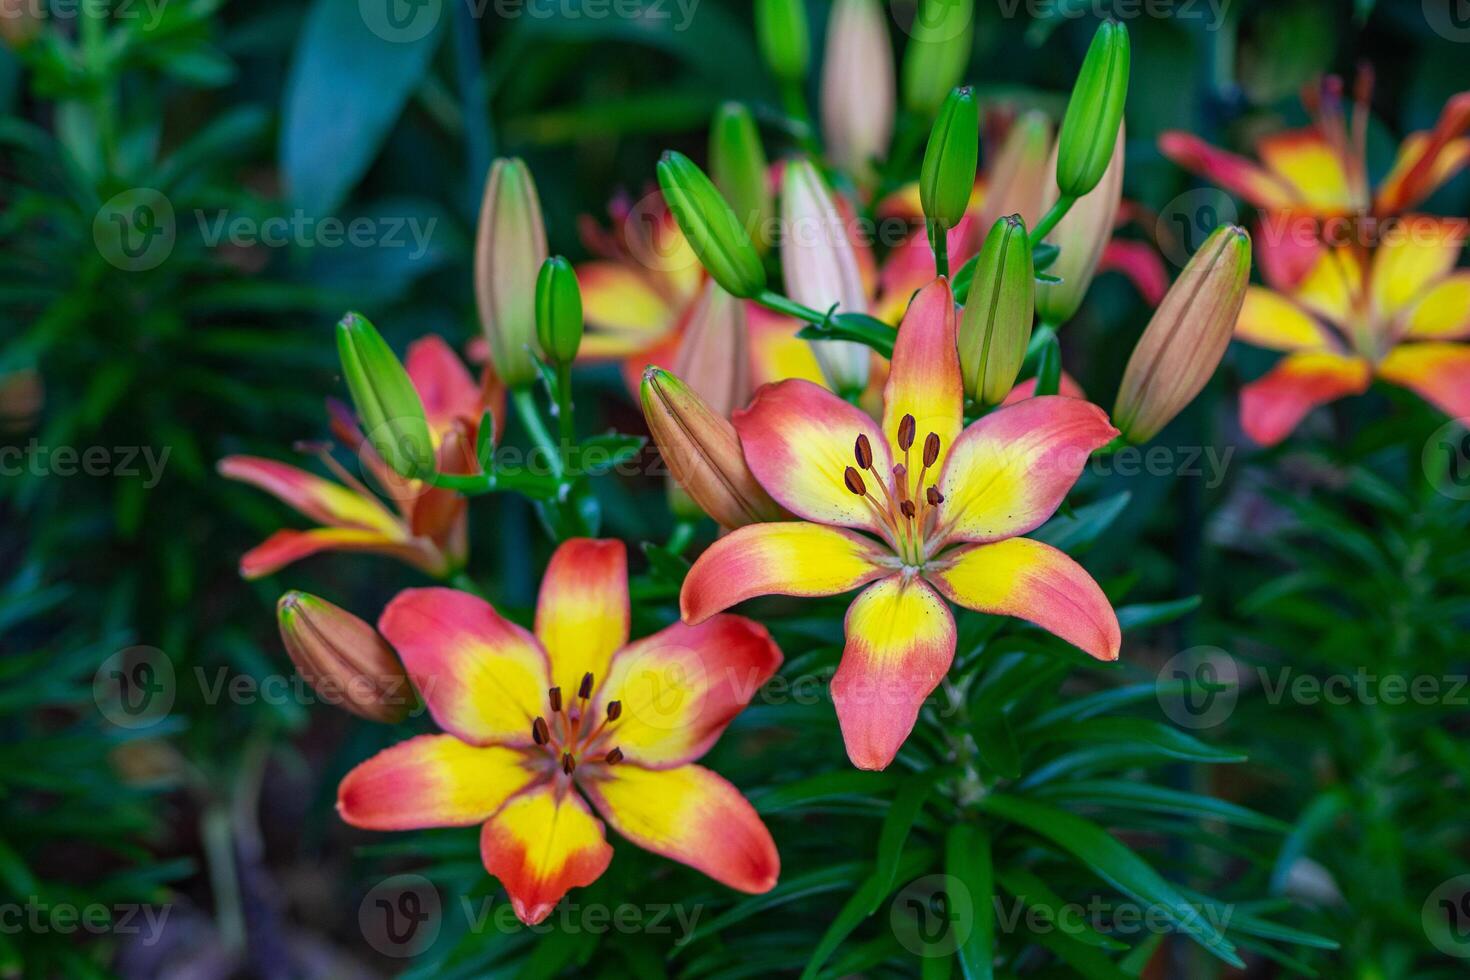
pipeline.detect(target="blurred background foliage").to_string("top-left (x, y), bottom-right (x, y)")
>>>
top-left (1, 0), bottom-right (1468, 976)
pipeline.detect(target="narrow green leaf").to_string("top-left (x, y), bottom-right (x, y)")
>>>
top-left (869, 768), bottom-right (953, 914)
top-left (947, 823), bottom-right (994, 980)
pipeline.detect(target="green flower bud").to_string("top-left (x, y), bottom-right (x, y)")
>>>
top-left (656, 151), bottom-right (767, 299)
top-left (336, 312), bottom-right (433, 479)
top-left (919, 86), bottom-right (979, 231)
top-left (959, 215), bottom-right (1035, 406)
top-left (535, 256), bottom-right (584, 365)
top-left (1055, 19), bottom-right (1130, 198)
top-left (710, 102), bottom-right (774, 254)
top-left (901, 0), bottom-right (975, 115)
top-left (756, 0), bottom-right (809, 82)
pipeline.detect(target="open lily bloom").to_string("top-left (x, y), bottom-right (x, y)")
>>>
top-left (680, 279), bottom-right (1122, 771)
top-left (337, 539), bottom-right (782, 924)
top-left (219, 335), bottom-right (499, 579)
top-left (1235, 216), bottom-right (1470, 445)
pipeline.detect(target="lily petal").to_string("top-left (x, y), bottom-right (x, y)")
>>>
top-left (1000, 372), bottom-right (1086, 405)
top-left (935, 397), bottom-right (1118, 544)
top-left (379, 587), bottom-right (552, 747)
top-left (337, 735), bottom-right (538, 831)
top-left (1235, 287), bottom-right (1339, 352)
top-left (1097, 239), bottom-right (1169, 306)
top-left (480, 783), bottom-right (613, 926)
top-left (576, 261), bottom-right (679, 354)
top-left (680, 522), bottom-right (890, 625)
top-left (832, 575), bottom-right (955, 771)
top-left (218, 455), bottom-right (400, 535)
top-left (1255, 129), bottom-right (1355, 213)
top-left (1157, 132), bottom-right (1298, 209)
top-left (733, 379), bottom-right (894, 534)
top-left (1370, 216), bottom-right (1470, 321)
top-left (881, 278), bottom-right (963, 469)
top-left (536, 539), bottom-right (630, 696)
top-left (591, 615), bottom-right (782, 768)
top-left (1374, 93), bottom-right (1470, 214)
top-left (238, 528), bottom-right (434, 580)
top-left (1401, 273), bottom-right (1470, 341)
top-left (1293, 247), bottom-right (1364, 330)
top-left (929, 538), bottom-right (1120, 661)
top-left (1239, 351), bottom-right (1372, 446)
top-left (582, 763), bottom-right (778, 893)
top-left (1377, 342), bottom-right (1470, 419)
top-left (405, 335), bottom-right (484, 439)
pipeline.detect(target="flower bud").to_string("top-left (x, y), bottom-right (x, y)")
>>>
top-left (977, 110), bottom-right (1053, 236)
top-left (1035, 123), bottom-right (1125, 325)
top-left (1056, 19), bottom-right (1130, 198)
top-left (675, 281), bottom-right (751, 419)
top-left (901, 0), bottom-right (975, 115)
top-left (756, 0), bottom-right (809, 82)
top-left (277, 592), bottom-right (413, 724)
top-left (959, 215), bottom-right (1034, 405)
top-left (336, 312), bottom-right (434, 480)
top-left (820, 0), bottom-right (895, 184)
top-left (710, 102), bottom-right (775, 254)
top-left (641, 368), bottom-right (783, 529)
top-left (657, 151), bottom-right (767, 299)
top-left (780, 159), bottom-right (871, 393)
top-left (475, 158), bottom-right (548, 388)
top-left (1113, 225), bottom-right (1251, 443)
top-left (920, 86), bottom-right (979, 231)
top-left (535, 256), bottom-right (583, 365)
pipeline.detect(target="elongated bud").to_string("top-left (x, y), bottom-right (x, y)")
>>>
top-left (336, 312), bottom-right (433, 479)
top-left (1035, 124), bottom-right (1125, 325)
top-left (1056, 20), bottom-right (1130, 198)
top-left (710, 103), bottom-right (774, 254)
top-left (675, 281), bottom-right (751, 420)
top-left (901, 0), bottom-right (975, 115)
top-left (920, 86), bottom-right (979, 231)
top-left (977, 111), bottom-right (1053, 236)
top-left (535, 256), bottom-right (583, 365)
top-left (959, 215), bottom-right (1035, 405)
top-left (780, 159), bottom-right (871, 393)
top-left (821, 0), bottom-right (895, 183)
top-left (657, 151), bottom-right (767, 299)
top-left (756, 0), bottom-right (809, 82)
top-left (1113, 225), bottom-right (1251, 443)
top-left (277, 592), bottom-right (412, 724)
top-left (475, 158), bottom-right (548, 388)
top-left (641, 367), bottom-right (783, 529)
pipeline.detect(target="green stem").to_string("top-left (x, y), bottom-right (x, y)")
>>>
top-left (450, 571), bottom-right (486, 596)
top-left (1027, 194), bottom-right (1077, 247)
top-left (512, 387), bottom-right (563, 480)
top-left (929, 220), bottom-right (950, 278)
top-left (666, 520), bottom-right (696, 557)
top-left (755, 289), bottom-right (827, 325)
top-left (779, 78), bottom-right (820, 156)
top-left (555, 363), bottom-right (574, 474)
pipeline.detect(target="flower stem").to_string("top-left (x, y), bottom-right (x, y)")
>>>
top-left (929, 219), bottom-right (950, 278)
top-left (1027, 194), bottom-right (1077, 247)
top-left (512, 387), bottom-right (563, 480)
top-left (755, 289), bottom-right (827, 325)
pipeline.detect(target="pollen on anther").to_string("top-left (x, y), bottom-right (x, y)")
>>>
top-left (548, 687), bottom-right (563, 712)
top-left (898, 414), bottom-right (916, 451)
top-left (854, 433), bottom-right (873, 469)
top-left (578, 672), bottom-right (594, 699)
top-left (900, 500), bottom-right (916, 519)
top-left (607, 700), bottom-right (622, 721)
top-left (532, 717), bottom-right (550, 745)
top-left (923, 433), bottom-right (941, 467)
top-left (561, 753), bottom-right (575, 775)
top-left (927, 486), bottom-right (944, 506)
top-left (605, 747), bottom-right (624, 765)
top-left (844, 466), bottom-right (867, 496)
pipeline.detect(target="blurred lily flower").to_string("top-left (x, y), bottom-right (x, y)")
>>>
top-left (219, 335), bottom-right (501, 579)
top-left (277, 591), bottom-right (412, 724)
top-left (1231, 216), bottom-right (1470, 445)
top-left (820, 0), bottom-right (895, 184)
top-left (337, 539), bottom-right (782, 924)
top-left (681, 279), bottom-right (1121, 771)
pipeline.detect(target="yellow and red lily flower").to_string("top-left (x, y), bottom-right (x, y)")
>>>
top-left (337, 538), bottom-right (782, 924)
top-left (679, 279), bottom-right (1122, 771)
top-left (1234, 215), bottom-right (1470, 445)
top-left (219, 335), bottom-right (502, 579)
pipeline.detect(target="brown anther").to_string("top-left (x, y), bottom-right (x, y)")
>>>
top-left (900, 500), bottom-right (916, 519)
top-left (548, 687), bottom-right (562, 712)
top-left (854, 433), bottom-right (873, 469)
top-left (897, 414), bottom-right (916, 451)
top-left (578, 672), bottom-right (594, 700)
top-left (607, 700), bottom-right (622, 721)
top-left (605, 747), bottom-right (624, 765)
top-left (561, 753), bottom-right (575, 775)
top-left (532, 717), bottom-right (550, 745)
top-left (926, 487), bottom-right (944, 506)
top-left (923, 433), bottom-right (940, 467)
top-left (843, 466), bottom-right (867, 496)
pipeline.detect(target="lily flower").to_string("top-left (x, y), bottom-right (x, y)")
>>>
top-left (219, 335), bottom-right (500, 579)
top-left (337, 539), bottom-right (782, 924)
top-left (1233, 216), bottom-right (1470, 445)
top-left (680, 279), bottom-right (1121, 771)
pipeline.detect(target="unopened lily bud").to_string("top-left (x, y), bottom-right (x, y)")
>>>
top-left (657, 151), bottom-right (767, 299)
top-left (780, 159), bottom-right (871, 393)
top-left (475, 158), bottom-right (548, 388)
top-left (820, 0), bottom-right (895, 183)
top-left (1056, 19), bottom-right (1130, 198)
top-left (710, 103), bottom-right (774, 253)
top-left (1035, 124), bottom-right (1125, 325)
top-left (336, 312), bottom-right (433, 480)
top-left (977, 111), bottom-right (1053, 236)
top-left (1113, 225), bottom-right (1251, 443)
top-left (535, 256), bottom-right (583, 365)
top-left (674, 281), bottom-right (751, 419)
top-left (756, 0), bottom-right (809, 82)
top-left (277, 592), bottom-right (412, 724)
top-left (920, 86), bottom-right (979, 231)
top-left (901, 0), bottom-right (975, 115)
top-left (641, 368), bottom-right (783, 529)
top-left (959, 215), bottom-right (1034, 405)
